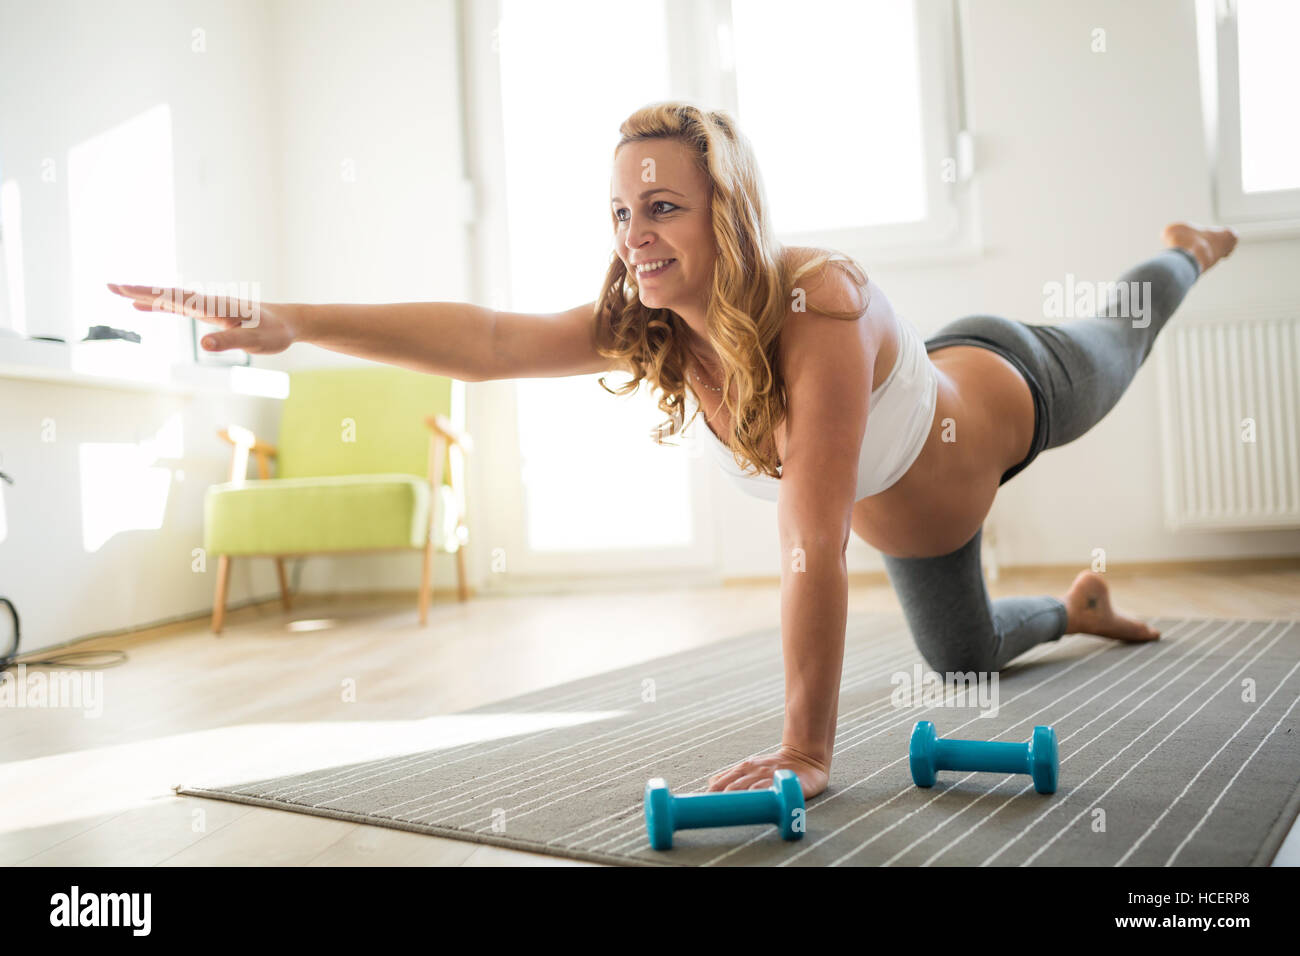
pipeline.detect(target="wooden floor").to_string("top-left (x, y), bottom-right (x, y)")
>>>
top-left (4, 562), bottom-right (1298, 867)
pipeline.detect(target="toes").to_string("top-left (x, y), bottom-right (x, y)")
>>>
top-left (1121, 619), bottom-right (1160, 642)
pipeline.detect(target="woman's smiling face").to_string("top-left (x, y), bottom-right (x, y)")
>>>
top-left (610, 138), bottom-right (716, 314)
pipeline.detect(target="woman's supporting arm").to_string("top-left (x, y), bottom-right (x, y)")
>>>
top-left (705, 269), bottom-right (874, 798)
top-left (773, 272), bottom-right (873, 770)
top-left (777, 540), bottom-right (850, 767)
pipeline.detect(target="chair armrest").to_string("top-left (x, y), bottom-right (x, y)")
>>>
top-left (425, 414), bottom-right (474, 454)
top-left (424, 415), bottom-right (471, 546)
top-left (217, 425), bottom-right (278, 483)
top-left (217, 425), bottom-right (278, 457)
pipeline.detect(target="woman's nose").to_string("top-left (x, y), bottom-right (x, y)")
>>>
top-left (623, 214), bottom-right (654, 251)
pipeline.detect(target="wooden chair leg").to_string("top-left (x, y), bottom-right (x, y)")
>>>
top-left (213, 555), bottom-right (232, 634)
top-left (419, 531), bottom-right (435, 627)
top-left (455, 541), bottom-right (469, 602)
top-left (275, 557), bottom-right (292, 610)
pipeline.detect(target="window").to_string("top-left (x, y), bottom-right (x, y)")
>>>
top-left (1197, 0), bottom-right (1300, 224)
top-left (67, 104), bottom-right (189, 378)
top-left (731, 1), bottom-right (927, 233)
top-left (475, 0), bottom-right (712, 573)
top-left (669, 0), bottom-right (970, 251)
top-left (463, 0), bottom-right (968, 575)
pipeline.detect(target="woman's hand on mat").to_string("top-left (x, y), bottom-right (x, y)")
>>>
top-left (706, 745), bottom-right (829, 799)
top-left (105, 283), bottom-right (298, 355)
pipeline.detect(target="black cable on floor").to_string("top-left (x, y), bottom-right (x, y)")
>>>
top-left (6, 649), bottom-right (128, 670)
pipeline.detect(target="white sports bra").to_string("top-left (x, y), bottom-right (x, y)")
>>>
top-left (691, 311), bottom-right (938, 501)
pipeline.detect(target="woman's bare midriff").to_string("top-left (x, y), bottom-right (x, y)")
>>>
top-left (850, 344), bottom-right (1035, 558)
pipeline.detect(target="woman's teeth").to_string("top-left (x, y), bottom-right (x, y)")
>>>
top-left (635, 258), bottom-right (676, 275)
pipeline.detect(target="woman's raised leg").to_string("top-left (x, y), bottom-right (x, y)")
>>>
top-left (888, 223), bottom-right (1238, 672)
top-left (1029, 223), bottom-right (1237, 452)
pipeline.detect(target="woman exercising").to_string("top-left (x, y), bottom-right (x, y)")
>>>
top-left (108, 102), bottom-right (1238, 801)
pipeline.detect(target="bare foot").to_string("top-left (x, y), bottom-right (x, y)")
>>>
top-left (1161, 221), bottom-right (1239, 274)
top-left (1062, 570), bottom-right (1160, 642)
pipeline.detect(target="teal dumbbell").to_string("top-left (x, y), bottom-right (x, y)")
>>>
top-left (644, 769), bottom-right (805, 850)
top-left (909, 720), bottom-right (1058, 794)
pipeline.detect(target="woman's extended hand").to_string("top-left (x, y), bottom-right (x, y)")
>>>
top-left (106, 283), bottom-right (297, 355)
top-left (706, 745), bottom-right (830, 799)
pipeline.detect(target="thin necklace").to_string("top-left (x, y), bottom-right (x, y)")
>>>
top-left (690, 368), bottom-right (723, 393)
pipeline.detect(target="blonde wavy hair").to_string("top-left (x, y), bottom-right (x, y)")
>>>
top-left (593, 101), bottom-right (870, 479)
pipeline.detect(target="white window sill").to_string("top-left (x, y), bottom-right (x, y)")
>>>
top-left (857, 236), bottom-right (987, 269)
top-left (798, 203), bottom-right (986, 270)
top-left (1227, 217), bottom-right (1300, 242)
top-left (0, 336), bottom-right (288, 398)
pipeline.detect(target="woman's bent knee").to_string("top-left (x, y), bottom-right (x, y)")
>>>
top-left (913, 635), bottom-right (1000, 676)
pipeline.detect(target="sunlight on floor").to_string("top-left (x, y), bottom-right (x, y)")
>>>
top-left (286, 618), bottom-right (337, 632)
top-left (0, 710), bottom-right (627, 833)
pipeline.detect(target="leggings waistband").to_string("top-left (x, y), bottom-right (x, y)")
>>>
top-left (924, 334), bottom-right (1050, 485)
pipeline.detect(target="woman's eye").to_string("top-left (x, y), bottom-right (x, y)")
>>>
top-left (614, 201), bottom-right (677, 223)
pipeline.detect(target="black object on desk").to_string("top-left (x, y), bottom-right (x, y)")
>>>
top-left (81, 325), bottom-right (142, 343)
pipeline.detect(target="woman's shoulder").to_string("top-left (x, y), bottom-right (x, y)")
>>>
top-left (780, 246), bottom-right (872, 317)
top-left (776, 247), bottom-right (894, 373)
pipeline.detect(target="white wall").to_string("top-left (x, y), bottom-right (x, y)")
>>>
top-left (0, 378), bottom-right (283, 651)
top-left (263, 0), bottom-right (467, 310)
top-left (0, 0), bottom-right (283, 336)
top-left (709, 0), bottom-right (1300, 577)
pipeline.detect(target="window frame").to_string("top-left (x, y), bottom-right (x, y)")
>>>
top-left (666, 0), bottom-right (975, 256)
top-left (459, 0), bottom-right (722, 581)
top-left (1199, 0), bottom-right (1300, 229)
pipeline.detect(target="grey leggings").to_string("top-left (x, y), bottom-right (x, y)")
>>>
top-left (882, 247), bottom-right (1202, 673)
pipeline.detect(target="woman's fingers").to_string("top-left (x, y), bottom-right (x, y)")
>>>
top-left (129, 298), bottom-right (242, 330)
top-left (107, 284), bottom-right (293, 355)
top-left (108, 283), bottom-right (183, 308)
top-left (107, 283), bottom-right (258, 325)
top-left (707, 769), bottom-right (739, 791)
top-left (109, 283), bottom-right (188, 312)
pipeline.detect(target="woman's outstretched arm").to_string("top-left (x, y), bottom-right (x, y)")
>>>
top-left (295, 299), bottom-right (615, 380)
top-left (105, 284), bottom-right (613, 381)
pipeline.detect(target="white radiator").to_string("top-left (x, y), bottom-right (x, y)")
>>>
top-left (1155, 307), bottom-right (1300, 531)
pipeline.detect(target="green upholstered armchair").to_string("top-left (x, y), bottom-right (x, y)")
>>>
top-left (203, 366), bottom-right (471, 633)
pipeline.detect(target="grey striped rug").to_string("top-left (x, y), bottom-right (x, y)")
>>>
top-left (176, 614), bottom-right (1300, 866)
